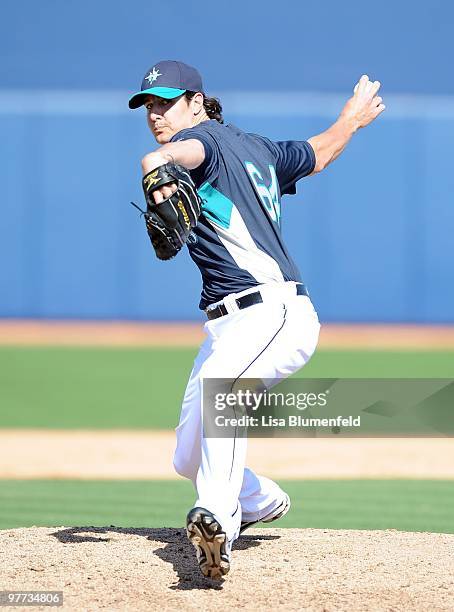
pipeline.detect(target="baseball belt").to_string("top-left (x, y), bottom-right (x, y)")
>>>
top-left (206, 283), bottom-right (309, 321)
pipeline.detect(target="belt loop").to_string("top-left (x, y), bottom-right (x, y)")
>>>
top-left (222, 293), bottom-right (239, 315)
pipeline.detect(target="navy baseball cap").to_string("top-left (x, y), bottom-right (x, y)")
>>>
top-left (128, 60), bottom-right (204, 109)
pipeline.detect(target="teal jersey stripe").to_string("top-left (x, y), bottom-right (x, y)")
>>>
top-left (198, 182), bottom-right (233, 229)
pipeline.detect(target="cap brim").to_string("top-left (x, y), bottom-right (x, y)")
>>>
top-left (128, 87), bottom-right (186, 109)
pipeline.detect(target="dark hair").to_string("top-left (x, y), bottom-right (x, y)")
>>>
top-left (185, 91), bottom-right (224, 124)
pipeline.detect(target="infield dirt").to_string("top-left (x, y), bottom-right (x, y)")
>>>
top-left (1, 526), bottom-right (453, 611)
top-left (1, 432), bottom-right (454, 479)
top-left (1, 320), bottom-right (454, 348)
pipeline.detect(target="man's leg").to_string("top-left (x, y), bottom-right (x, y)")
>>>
top-left (173, 331), bottom-right (245, 540)
top-left (177, 303), bottom-right (292, 576)
top-left (173, 333), bottom-right (213, 483)
top-left (187, 295), bottom-right (320, 530)
top-left (239, 468), bottom-right (288, 521)
top-left (174, 323), bottom-right (245, 579)
top-left (177, 293), bottom-right (320, 576)
top-left (236, 294), bottom-right (321, 523)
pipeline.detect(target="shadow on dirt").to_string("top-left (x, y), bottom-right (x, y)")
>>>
top-left (51, 526), bottom-right (280, 590)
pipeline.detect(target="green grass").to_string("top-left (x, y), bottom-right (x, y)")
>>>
top-left (0, 347), bottom-right (195, 429)
top-left (1, 347), bottom-right (453, 428)
top-left (0, 479), bottom-right (452, 533)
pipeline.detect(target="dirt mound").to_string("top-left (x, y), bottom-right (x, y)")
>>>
top-left (0, 527), bottom-right (453, 611)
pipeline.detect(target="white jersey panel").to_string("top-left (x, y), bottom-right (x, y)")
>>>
top-left (208, 206), bottom-right (285, 285)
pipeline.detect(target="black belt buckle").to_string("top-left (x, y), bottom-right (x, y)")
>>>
top-left (206, 290), bottom-right (263, 321)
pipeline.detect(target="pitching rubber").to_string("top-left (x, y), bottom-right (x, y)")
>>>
top-left (186, 507), bottom-right (231, 580)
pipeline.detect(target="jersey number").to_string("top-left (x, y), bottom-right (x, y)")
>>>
top-left (245, 162), bottom-right (281, 224)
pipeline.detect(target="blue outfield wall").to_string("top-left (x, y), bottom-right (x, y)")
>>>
top-left (1, 0), bottom-right (453, 322)
top-left (1, 95), bottom-right (453, 323)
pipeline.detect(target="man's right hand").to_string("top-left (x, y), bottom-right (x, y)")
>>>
top-left (340, 74), bottom-right (386, 131)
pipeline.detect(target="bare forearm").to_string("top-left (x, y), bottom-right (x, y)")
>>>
top-left (141, 139), bottom-right (205, 174)
top-left (308, 116), bottom-right (357, 174)
top-left (308, 74), bottom-right (385, 175)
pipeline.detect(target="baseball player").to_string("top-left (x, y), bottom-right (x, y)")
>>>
top-left (128, 60), bottom-right (385, 579)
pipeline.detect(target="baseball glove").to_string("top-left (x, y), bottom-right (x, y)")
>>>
top-left (132, 163), bottom-right (202, 260)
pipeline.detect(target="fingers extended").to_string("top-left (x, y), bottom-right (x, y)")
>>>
top-left (356, 74), bottom-right (369, 93)
top-left (354, 75), bottom-right (381, 97)
top-left (370, 80), bottom-right (381, 96)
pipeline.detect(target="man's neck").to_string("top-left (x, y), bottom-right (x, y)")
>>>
top-left (191, 111), bottom-right (210, 127)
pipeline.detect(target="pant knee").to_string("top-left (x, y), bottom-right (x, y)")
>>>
top-left (173, 454), bottom-right (197, 481)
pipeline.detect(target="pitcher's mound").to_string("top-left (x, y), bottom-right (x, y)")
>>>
top-left (1, 526), bottom-right (453, 611)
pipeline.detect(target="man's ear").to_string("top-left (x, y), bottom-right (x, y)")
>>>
top-left (192, 92), bottom-right (205, 115)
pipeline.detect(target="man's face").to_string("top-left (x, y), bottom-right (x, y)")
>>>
top-left (144, 94), bottom-right (194, 144)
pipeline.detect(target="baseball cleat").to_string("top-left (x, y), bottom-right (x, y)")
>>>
top-left (186, 507), bottom-right (231, 580)
top-left (240, 492), bottom-right (291, 534)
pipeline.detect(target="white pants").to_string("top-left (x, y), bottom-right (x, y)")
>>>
top-left (173, 281), bottom-right (321, 541)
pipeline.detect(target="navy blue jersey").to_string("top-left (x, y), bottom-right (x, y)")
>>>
top-left (171, 120), bottom-right (315, 310)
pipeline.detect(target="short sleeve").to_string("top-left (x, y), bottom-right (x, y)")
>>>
top-left (171, 127), bottom-right (220, 187)
top-left (271, 140), bottom-right (316, 195)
